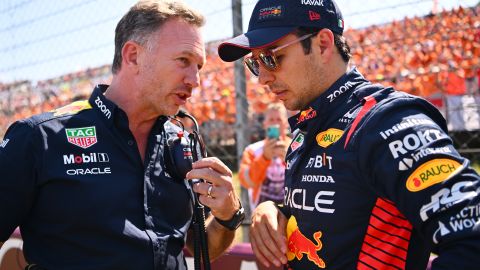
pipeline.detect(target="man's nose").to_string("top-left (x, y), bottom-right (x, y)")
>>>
top-left (185, 66), bottom-right (200, 89)
top-left (258, 64), bottom-right (275, 86)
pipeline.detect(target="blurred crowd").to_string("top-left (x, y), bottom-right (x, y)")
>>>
top-left (1, 5), bottom-right (479, 142)
top-left (0, 65), bottom-right (112, 137)
top-left (348, 6), bottom-right (480, 99)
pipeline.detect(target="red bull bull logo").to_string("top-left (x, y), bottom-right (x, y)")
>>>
top-left (297, 107), bottom-right (317, 124)
top-left (286, 216), bottom-right (326, 268)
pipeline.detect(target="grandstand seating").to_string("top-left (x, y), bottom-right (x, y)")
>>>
top-left (1, 6), bottom-right (479, 140)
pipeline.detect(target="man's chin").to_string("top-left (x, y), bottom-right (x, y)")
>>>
top-left (283, 101), bottom-right (300, 111)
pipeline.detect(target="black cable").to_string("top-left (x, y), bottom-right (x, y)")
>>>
top-left (176, 110), bottom-right (211, 270)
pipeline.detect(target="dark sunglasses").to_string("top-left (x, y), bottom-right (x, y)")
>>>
top-left (244, 33), bottom-right (315, 77)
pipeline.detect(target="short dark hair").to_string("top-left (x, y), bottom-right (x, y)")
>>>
top-left (295, 27), bottom-right (351, 63)
top-left (112, 0), bottom-right (205, 74)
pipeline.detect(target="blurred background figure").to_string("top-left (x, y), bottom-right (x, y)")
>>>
top-left (239, 103), bottom-right (291, 210)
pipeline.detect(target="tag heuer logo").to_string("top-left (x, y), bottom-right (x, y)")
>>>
top-left (65, 126), bottom-right (97, 149)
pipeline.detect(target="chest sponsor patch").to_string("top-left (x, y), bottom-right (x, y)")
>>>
top-left (63, 153), bottom-right (109, 164)
top-left (406, 159), bottom-right (464, 192)
top-left (286, 216), bottom-right (326, 268)
top-left (65, 126), bottom-right (98, 149)
top-left (297, 107), bottom-right (317, 124)
top-left (290, 133), bottom-right (305, 152)
top-left (316, 128), bottom-right (343, 148)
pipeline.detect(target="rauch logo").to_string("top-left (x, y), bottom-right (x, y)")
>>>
top-left (316, 128), bottom-right (343, 148)
top-left (65, 126), bottom-right (98, 149)
top-left (406, 159), bottom-right (463, 192)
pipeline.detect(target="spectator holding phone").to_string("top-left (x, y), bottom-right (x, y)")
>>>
top-left (239, 103), bottom-right (291, 209)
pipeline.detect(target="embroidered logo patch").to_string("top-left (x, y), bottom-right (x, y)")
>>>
top-left (65, 126), bottom-right (98, 149)
top-left (258, 5), bottom-right (283, 21)
top-left (286, 215), bottom-right (326, 268)
top-left (297, 107), bottom-right (317, 124)
top-left (406, 159), bottom-right (463, 192)
top-left (290, 133), bottom-right (305, 152)
top-left (316, 128), bottom-right (343, 148)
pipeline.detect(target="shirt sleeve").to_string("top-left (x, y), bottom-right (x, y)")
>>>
top-left (356, 98), bottom-right (480, 268)
top-left (0, 120), bottom-right (38, 241)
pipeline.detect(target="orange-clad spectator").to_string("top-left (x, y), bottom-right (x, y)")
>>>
top-left (238, 103), bottom-right (291, 209)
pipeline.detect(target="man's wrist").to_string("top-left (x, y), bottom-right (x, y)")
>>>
top-left (214, 200), bottom-right (245, 231)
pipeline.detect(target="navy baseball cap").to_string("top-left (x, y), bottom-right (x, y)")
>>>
top-left (218, 0), bottom-right (344, 62)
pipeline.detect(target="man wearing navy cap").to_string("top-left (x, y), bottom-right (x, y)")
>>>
top-left (219, 0), bottom-right (480, 269)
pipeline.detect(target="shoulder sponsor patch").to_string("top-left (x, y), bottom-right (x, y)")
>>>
top-left (406, 159), bottom-right (464, 192)
top-left (65, 126), bottom-right (98, 149)
top-left (316, 128), bottom-right (343, 148)
top-left (53, 100), bottom-right (92, 117)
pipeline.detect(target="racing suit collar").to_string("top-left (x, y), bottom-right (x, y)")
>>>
top-left (288, 67), bottom-right (369, 131)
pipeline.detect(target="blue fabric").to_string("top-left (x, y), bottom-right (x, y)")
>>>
top-left (283, 68), bottom-right (480, 269)
top-left (0, 85), bottom-right (192, 270)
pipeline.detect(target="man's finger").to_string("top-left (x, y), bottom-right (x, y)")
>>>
top-left (266, 218), bottom-right (288, 262)
top-left (250, 231), bottom-right (271, 267)
top-left (187, 168), bottom-right (232, 187)
top-left (250, 222), bottom-right (279, 267)
top-left (253, 217), bottom-right (284, 267)
top-left (190, 157), bottom-right (232, 176)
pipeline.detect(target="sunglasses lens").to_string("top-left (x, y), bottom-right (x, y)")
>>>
top-left (244, 58), bottom-right (260, 76)
top-left (260, 54), bottom-right (276, 70)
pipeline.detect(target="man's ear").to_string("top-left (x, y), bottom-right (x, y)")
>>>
top-left (312, 29), bottom-right (335, 60)
top-left (121, 41), bottom-right (141, 73)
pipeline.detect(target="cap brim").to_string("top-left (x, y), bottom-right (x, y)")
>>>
top-left (218, 27), bottom-right (295, 62)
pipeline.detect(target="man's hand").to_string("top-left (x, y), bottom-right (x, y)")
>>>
top-left (187, 157), bottom-right (239, 220)
top-left (250, 201), bottom-right (288, 267)
top-left (273, 139), bottom-right (289, 159)
top-left (263, 138), bottom-right (289, 160)
top-left (186, 157), bottom-right (238, 260)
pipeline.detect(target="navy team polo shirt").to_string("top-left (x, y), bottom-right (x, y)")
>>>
top-left (0, 85), bottom-right (193, 270)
